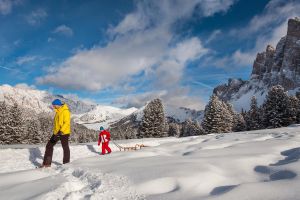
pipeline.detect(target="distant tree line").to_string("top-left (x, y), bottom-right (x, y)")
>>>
top-left (0, 102), bottom-right (98, 145)
top-left (202, 85), bottom-right (300, 134)
top-left (111, 85), bottom-right (300, 139)
top-left (110, 98), bottom-right (205, 139)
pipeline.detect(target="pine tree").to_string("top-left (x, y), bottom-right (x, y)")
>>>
top-left (223, 102), bottom-right (235, 132)
top-left (246, 96), bottom-right (261, 130)
top-left (38, 112), bottom-right (53, 143)
top-left (138, 99), bottom-right (167, 138)
top-left (6, 103), bottom-right (25, 144)
top-left (25, 117), bottom-right (42, 144)
top-left (202, 95), bottom-right (231, 134)
top-left (180, 119), bottom-right (204, 137)
top-left (233, 113), bottom-right (246, 132)
top-left (295, 93), bottom-right (300, 123)
top-left (0, 101), bottom-right (9, 144)
top-left (168, 123), bottom-right (180, 137)
top-left (287, 96), bottom-right (299, 124)
top-left (262, 85), bottom-right (290, 128)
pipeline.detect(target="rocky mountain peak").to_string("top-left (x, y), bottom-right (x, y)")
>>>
top-left (287, 17), bottom-right (300, 38)
top-left (213, 17), bottom-right (300, 111)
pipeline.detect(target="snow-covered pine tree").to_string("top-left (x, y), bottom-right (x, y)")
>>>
top-left (287, 95), bottom-right (299, 124)
top-left (168, 123), bottom-right (180, 137)
top-left (295, 93), bottom-right (300, 123)
top-left (246, 96), bottom-right (261, 130)
top-left (233, 113), bottom-right (246, 132)
top-left (6, 103), bottom-right (25, 144)
top-left (25, 117), bottom-right (42, 144)
top-left (194, 120), bottom-right (205, 135)
top-left (262, 85), bottom-right (290, 128)
top-left (0, 101), bottom-right (9, 144)
top-left (38, 112), bottom-right (53, 142)
top-left (138, 99), bottom-right (167, 138)
top-left (223, 102), bottom-right (235, 132)
top-left (202, 95), bottom-right (228, 134)
top-left (180, 119), bottom-right (205, 137)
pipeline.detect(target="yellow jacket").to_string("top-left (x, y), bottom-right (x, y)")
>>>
top-left (53, 104), bottom-right (71, 135)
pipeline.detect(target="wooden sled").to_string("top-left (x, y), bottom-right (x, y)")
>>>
top-left (113, 142), bottom-right (148, 151)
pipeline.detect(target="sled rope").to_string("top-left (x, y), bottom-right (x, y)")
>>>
top-left (112, 141), bottom-right (148, 151)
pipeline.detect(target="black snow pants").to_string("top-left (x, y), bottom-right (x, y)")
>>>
top-left (43, 133), bottom-right (70, 166)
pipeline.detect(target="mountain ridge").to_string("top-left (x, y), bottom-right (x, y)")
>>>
top-left (213, 17), bottom-right (300, 111)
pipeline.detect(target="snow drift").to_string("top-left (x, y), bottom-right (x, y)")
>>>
top-left (1, 125), bottom-right (300, 199)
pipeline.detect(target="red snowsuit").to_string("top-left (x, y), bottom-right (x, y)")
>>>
top-left (98, 130), bottom-right (112, 155)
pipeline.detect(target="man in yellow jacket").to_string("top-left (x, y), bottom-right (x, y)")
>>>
top-left (41, 99), bottom-right (71, 167)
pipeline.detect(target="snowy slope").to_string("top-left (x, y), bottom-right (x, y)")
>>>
top-left (0, 84), bottom-right (202, 131)
top-left (0, 84), bottom-right (96, 114)
top-left (126, 104), bottom-right (203, 123)
top-left (73, 105), bottom-right (138, 130)
top-left (0, 84), bottom-right (53, 113)
top-left (1, 126), bottom-right (300, 200)
top-left (0, 84), bottom-right (138, 129)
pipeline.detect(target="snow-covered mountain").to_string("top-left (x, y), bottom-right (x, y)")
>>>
top-left (214, 17), bottom-right (300, 111)
top-left (73, 105), bottom-right (138, 130)
top-left (0, 84), bottom-right (138, 130)
top-left (0, 84), bottom-right (96, 114)
top-left (132, 104), bottom-right (203, 123)
top-left (0, 84), bottom-right (203, 131)
top-left (109, 102), bottom-right (204, 139)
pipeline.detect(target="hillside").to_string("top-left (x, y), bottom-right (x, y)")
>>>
top-left (0, 126), bottom-right (299, 199)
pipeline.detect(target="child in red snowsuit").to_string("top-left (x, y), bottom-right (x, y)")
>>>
top-left (98, 126), bottom-right (112, 155)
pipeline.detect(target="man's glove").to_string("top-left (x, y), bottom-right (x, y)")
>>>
top-left (50, 131), bottom-right (62, 143)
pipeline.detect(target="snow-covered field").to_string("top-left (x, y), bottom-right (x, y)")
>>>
top-left (1, 126), bottom-right (300, 200)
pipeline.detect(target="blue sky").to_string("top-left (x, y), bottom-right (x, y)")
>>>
top-left (0, 0), bottom-right (299, 109)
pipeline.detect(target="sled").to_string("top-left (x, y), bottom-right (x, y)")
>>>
top-left (112, 141), bottom-right (148, 151)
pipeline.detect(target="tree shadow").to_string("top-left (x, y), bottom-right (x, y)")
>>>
top-left (254, 147), bottom-right (299, 182)
top-left (87, 144), bottom-right (99, 154)
top-left (254, 165), bottom-right (271, 174)
top-left (270, 147), bottom-right (300, 166)
top-left (29, 148), bottom-right (43, 167)
top-left (270, 170), bottom-right (297, 181)
top-left (28, 148), bottom-right (61, 167)
top-left (210, 185), bottom-right (238, 196)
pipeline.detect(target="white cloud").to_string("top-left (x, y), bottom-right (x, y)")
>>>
top-left (15, 83), bottom-right (36, 90)
top-left (47, 37), bottom-right (55, 42)
top-left (0, 0), bottom-right (22, 15)
top-left (205, 29), bottom-right (222, 44)
top-left (37, 0), bottom-right (236, 109)
top-left (155, 37), bottom-right (209, 88)
top-left (215, 0), bottom-right (300, 68)
top-left (114, 88), bottom-right (206, 110)
top-left (13, 39), bottom-right (21, 46)
top-left (37, 28), bottom-right (171, 90)
top-left (62, 93), bottom-right (96, 105)
top-left (199, 0), bottom-right (236, 17)
top-left (26, 8), bottom-right (47, 25)
top-left (16, 56), bottom-right (38, 65)
top-left (53, 25), bottom-right (73, 37)
top-left (236, 0), bottom-right (299, 36)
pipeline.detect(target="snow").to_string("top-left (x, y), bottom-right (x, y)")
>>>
top-left (1, 126), bottom-right (300, 200)
top-left (0, 84), bottom-right (52, 113)
top-left (131, 104), bottom-right (203, 123)
top-left (1, 84), bottom-right (203, 131)
top-left (164, 105), bottom-right (203, 122)
top-left (0, 88), bottom-right (4, 102)
top-left (230, 90), bottom-right (263, 112)
top-left (0, 84), bottom-right (138, 129)
top-left (73, 105), bottom-right (138, 129)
